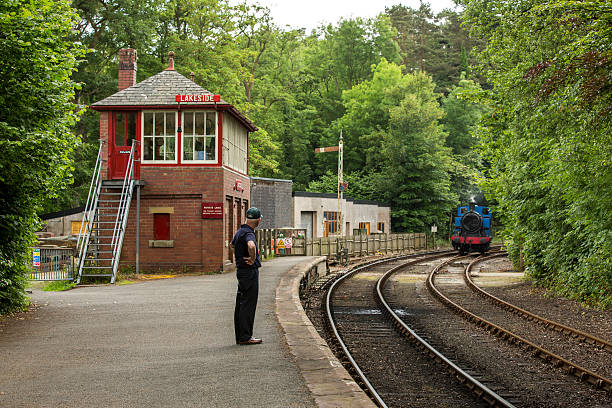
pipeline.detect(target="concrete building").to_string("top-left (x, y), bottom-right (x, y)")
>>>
top-left (292, 192), bottom-right (391, 239)
top-left (40, 207), bottom-right (87, 237)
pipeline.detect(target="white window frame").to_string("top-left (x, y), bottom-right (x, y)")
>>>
top-left (180, 111), bottom-right (218, 164)
top-left (141, 111), bottom-right (178, 164)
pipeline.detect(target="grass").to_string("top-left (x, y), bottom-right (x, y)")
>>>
top-left (41, 280), bottom-right (77, 291)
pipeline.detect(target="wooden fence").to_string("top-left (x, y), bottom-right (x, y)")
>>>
top-left (255, 229), bottom-right (430, 260)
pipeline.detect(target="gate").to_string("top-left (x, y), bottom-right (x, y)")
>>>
top-left (29, 247), bottom-right (76, 281)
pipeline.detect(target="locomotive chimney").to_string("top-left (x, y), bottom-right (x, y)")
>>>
top-left (118, 48), bottom-right (137, 91)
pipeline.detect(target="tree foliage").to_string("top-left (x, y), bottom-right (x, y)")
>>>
top-left (0, 0), bottom-right (85, 313)
top-left (309, 61), bottom-right (456, 232)
top-left (462, 0), bottom-right (612, 307)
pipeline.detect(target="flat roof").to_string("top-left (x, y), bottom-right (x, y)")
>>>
top-left (292, 191), bottom-right (389, 207)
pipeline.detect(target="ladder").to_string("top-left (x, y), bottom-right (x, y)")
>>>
top-left (76, 141), bottom-right (137, 284)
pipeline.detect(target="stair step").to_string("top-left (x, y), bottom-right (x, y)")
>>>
top-left (80, 274), bottom-right (113, 277)
top-left (81, 266), bottom-right (112, 269)
top-left (86, 250), bottom-right (114, 253)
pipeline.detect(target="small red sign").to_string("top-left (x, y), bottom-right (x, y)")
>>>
top-left (234, 180), bottom-right (244, 192)
top-left (175, 94), bottom-right (221, 103)
top-left (201, 202), bottom-right (223, 219)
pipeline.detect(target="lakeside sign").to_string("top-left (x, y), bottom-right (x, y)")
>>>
top-left (175, 94), bottom-right (221, 103)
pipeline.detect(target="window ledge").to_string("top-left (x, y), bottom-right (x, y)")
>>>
top-left (149, 240), bottom-right (174, 248)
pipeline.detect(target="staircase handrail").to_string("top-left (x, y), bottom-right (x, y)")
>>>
top-left (110, 140), bottom-right (138, 283)
top-left (76, 140), bottom-right (104, 283)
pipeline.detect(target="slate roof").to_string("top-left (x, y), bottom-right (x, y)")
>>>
top-left (91, 69), bottom-right (229, 107)
top-left (90, 69), bottom-right (257, 131)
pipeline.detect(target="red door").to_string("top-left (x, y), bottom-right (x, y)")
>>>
top-left (110, 112), bottom-right (139, 179)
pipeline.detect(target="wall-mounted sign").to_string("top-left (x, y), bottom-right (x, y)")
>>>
top-left (201, 202), bottom-right (223, 219)
top-left (234, 180), bottom-right (244, 192)
top-left (32, 248), bottom-right (40, 267)
top-left (175, 94), bottom-right (221, 103)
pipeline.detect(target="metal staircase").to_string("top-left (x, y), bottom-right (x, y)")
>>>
top-left (76, 141), bottom-right (137, 284)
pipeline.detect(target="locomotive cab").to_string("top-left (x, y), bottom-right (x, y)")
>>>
top-left (451, 204), bottom-right (491, 255)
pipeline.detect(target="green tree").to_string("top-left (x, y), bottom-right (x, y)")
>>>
top-left (386, 3), bottom-right (484, 93)
top-left (380, 72), bottom-right (456, 231)
top-left (0, 0), bottom-right (86, 313)
top-left (462, 0), bottom-right (612, 307)
top-left (441, 76), bottom-right (487, 203)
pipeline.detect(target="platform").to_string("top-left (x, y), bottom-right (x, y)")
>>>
top-left (0, 256), bottom-right (374, 407)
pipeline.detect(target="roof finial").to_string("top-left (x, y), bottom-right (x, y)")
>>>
top-left (166, 51), bottom-right (175, 71)
top-left (190, 72), bottom-right (195, 82)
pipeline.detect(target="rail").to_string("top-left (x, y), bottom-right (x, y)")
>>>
top-left (465, 253), bottom-right (612, 352)
top-left (75, 140), bottom-right (104, 281)
top-left (427, 255), bottom-right (612, 393)
top-left (376, 254), bottom-right (516, 408)
top-left (109, 141), bottom-right (137, 283)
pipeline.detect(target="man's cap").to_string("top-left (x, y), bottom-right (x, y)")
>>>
top-left (246, 207), bottom-right (262, 219)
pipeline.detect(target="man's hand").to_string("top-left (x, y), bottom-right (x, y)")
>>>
top-left (243, 256), bottom-right (254, 265)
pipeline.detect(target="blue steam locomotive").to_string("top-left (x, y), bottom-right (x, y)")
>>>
top-left (451, 204), bottom-right (491, 255)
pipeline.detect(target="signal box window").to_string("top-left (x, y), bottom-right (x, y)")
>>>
top-left (142, 112), bottom-right (176, 162)
top-left (182, 111), bottom-right (217, 162)
top-left (154, 213), bottom-right (170, 240)
top-left (377, 222), bottom-right (384, 233)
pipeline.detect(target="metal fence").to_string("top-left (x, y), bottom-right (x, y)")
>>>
top-left (255, 229), bottom-right (430, 261)
top-left (29, 247), bottom-right (76, 281)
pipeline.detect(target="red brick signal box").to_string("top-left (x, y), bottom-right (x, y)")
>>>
top-left (90, 49), bottom-right (256, 273)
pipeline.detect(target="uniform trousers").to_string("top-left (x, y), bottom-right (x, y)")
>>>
top-left (234, 267), bottom-right (259, 343)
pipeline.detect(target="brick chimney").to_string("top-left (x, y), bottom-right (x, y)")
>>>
top-left (118, 48), bottom-right (137, 91)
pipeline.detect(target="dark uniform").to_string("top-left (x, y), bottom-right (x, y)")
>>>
top-left (231, 223), bottom-right (261, 343)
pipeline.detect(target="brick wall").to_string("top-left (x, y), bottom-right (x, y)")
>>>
top-left (120, 166), bottom-right (250, 273)
top-left (100, 112), bottom-right (109, 180)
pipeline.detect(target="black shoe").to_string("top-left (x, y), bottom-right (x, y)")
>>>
top-left (238, 337), bottom-right (262, 345)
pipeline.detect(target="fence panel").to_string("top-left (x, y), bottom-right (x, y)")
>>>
top-left (258, 230), bottom-right (429, 259)
top-left (29, 247), bottom-right (76, 281)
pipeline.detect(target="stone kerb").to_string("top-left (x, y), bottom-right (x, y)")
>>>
top-left (275, 257), bottom-right (377, 408)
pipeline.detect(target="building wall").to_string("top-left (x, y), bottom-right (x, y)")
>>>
top-left (42, 210), bottom-right (87, 237)
top-left (222, 114), bottom-right (248, 174)
top-left (120, 166), bottom-right (250, 273)
top-left (292, 192), bottom-right (391, 237)
top-left (250, 177), bottom-right (292, 229)
top-left (100, 112), bottom-right (110, 180)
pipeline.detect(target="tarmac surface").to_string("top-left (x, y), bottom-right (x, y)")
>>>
top-left (0, 257), bottom-right (320, 408)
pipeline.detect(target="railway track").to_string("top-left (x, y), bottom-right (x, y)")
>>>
top-left (323, 251), bottom-right (516, 407)
top-left (465, 253), bottom-right (612, 352)
top-left (427, 255), bottom-right (612, 393)
top-left (302, 250), bottom-right (612, 407)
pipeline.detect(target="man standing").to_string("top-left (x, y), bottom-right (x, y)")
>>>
top-left (232, 207), bottom-right (263, 345)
